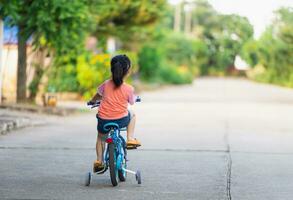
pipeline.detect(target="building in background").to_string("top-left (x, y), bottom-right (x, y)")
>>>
top-left (1, 24), bottom-right (35, 103)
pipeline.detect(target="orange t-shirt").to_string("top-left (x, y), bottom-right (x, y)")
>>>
top-left (97, 80), bottom-right (136, 120)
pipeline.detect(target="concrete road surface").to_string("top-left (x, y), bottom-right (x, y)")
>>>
top-left (1, 78), bottom-right (293, 200)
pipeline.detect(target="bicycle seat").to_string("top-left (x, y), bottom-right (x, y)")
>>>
top-left (103, 122), bottom-right (120, 132)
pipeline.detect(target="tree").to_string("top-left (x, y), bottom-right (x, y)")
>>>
top-left (241, 39), bottom-right (259, 67)
top-left (251, 7), bottom-right (293, 86)
top-left (0, 0), bottom-right (90, 102)
top-left (191, 0), bottom-right (253, 74)
top-left (216, 14), bottom-right (253, 69)
top-left (89, 0), bottom-right (166, 51)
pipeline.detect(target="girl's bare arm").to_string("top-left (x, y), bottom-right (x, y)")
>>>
top-left (91, 92), bottom-right (102, 102)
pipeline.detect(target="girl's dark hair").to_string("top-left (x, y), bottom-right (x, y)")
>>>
top-left (111, 54), bottom-right (131, 87)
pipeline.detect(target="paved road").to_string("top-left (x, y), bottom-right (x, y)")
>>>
top-left (1, 78), bottom-right (293, 200)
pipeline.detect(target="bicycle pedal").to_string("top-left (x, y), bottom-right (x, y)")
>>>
top-left (95, 166), bottom-right (108, 174)
top-left (126, 145), bottom-right (137, 150)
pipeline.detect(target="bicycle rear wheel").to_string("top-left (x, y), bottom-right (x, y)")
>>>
top-left (108, 143), bottom-right (118, 186)
top-left (118, 159), bottom-right (126, 182)
top-left (118, 135), bottom-right (127, 181)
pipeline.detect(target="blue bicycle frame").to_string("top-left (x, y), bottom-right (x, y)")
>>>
top-left (103, 124), bottom-right (127, 174)
top-left (85, 98), bottom-right (142, 186)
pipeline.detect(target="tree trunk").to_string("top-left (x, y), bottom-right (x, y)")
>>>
top-left (28, 65), bottom-right (44, 102)
top-left (17, 25), bottom-right (27, 103)
top-left (28, 50), bottom-right (45, 102)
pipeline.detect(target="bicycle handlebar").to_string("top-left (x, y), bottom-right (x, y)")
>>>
top-left (87, 101), bottom-right (100, 109)
top-left (87, 96), bottom-right (141, 109)
top-left (136, 96), bottom-right (141, 102)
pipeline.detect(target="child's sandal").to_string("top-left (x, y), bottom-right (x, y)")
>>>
top-left (93, 160), bottom-right (105, 173)
top-left (126, 138), bottom-right (141, 149)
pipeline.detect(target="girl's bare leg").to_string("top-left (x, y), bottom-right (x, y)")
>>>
top-left (96, 133), bottom-right (104, 162)
top-left (127, 111), bottom-right (136, 141)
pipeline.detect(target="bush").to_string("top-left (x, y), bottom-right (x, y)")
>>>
top-left (162, 33), bottom-right (197, 67)
top-left (76, 53), bottom-right (110, 99)
top-left (47, 62), bottom-right (80, 93)
top-left (47, 52), bottom-right (111, 99)
top-left (159, 64), bottom-right (193, 84)
top-left (161, 33), bottom-right (209, 76)
top-left (193, 40), bottom-right (209, 75)
top-left (207, 67), bottom-right (226, 77)
top-left (138, 44), bottom-right (163, 81)
top-left (243, 8), bottom-right (293, 88)
top-left (138, 32), bottom-right (203, 85)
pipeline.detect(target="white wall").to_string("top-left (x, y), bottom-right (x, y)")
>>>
top-left (1, 45), bottom-right (34, 103)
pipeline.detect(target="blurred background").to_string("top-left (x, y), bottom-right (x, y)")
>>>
top-left (1, 1), bottom-right (293, 199)
top-left (0, 0), bottom-right (292, 105)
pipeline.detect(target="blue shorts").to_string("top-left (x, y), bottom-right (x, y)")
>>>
top-left (97, 112), bottom-right (131, 134)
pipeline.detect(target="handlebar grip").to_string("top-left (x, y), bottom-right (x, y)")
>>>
top-left (136, 96), bottom-right (141, 102)
top-left (87, 101), bottom-right (94, 106)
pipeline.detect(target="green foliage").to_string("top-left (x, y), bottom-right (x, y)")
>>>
top-left (1, 0), bottom-right (90, 55)
top-left (244, 7), bottom-right (293, 87)
top-left (138, 32), bottom-right (200, 84)
top-left (192, 1), bottom-right (253, 74)
top-left (47, 52), bottom-right (111, 98)
top-left (137, 0), bottom-right (254, 83)
top-left (76, 53), bottom-right (111, 99)
top-left (47, 62), bottom-right (80, 93)
top-left (192, 40), bottom-right (209, 75)
top-left (159, 64), bottom-right (193, 84)
top-left (90, 0), bottom-right (167, 51)
top-left (1, 0), bottom-right (92, 101)
top-left (138, 44), bottom-right (163, 81)
top-left (4, 0), bottom-right (291, 96)
top-left (92, 0), bottom-right (166, 30)
top-left (28, 66), bottom-right (45, 99)
top-left (30, 0), bottom-right (91, 56)
top-left (162, 33), bottom-right (197, 67)
top-left (241, 39), bottom-right (259, 67)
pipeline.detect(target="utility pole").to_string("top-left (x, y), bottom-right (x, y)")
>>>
top-left (174, 2), bottom-right (181, 32)
top-left (184, 1), bottom-right (194, 36)
top-left (0, 19), bottom-right (3, 104)
top-left (184, 8), bottom-right (192, 35)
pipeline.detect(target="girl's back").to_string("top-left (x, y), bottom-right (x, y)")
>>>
top-left (98, 80), bottom-right (135, 120)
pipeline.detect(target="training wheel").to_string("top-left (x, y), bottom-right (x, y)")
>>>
top-left (135, 170), bottom-right (142, 184)
top-left (85, 172), bottom-right (91, 186)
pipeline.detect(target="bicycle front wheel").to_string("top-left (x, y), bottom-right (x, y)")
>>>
top-left (108, 143), bottom-right (118, 186)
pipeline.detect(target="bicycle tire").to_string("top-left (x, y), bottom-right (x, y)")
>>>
top-left (85, 172), bottom-right (91, 186)
top-left (136, 170), bottom-right (142, 184)
top-left (118, 161), bottom-right (126, 182)
top-left (109, 143), bottom-right (118, 186)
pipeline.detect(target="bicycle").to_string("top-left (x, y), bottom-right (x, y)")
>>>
top-left (85, 97), bottom-right (142, 187)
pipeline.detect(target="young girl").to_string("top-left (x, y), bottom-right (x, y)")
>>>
top-left (89, 54), bottom-right (141, 172)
